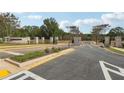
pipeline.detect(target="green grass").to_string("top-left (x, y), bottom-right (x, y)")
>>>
top-left (10, 51), bottom-right (45, 63)
top-left (107, 47), bottom-right (124, 55)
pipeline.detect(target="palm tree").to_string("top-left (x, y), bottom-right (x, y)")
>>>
top-left (40, 17), bottom-right (60, 44)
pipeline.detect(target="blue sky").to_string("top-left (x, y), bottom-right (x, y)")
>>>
top-left (13, 12), bottom-right (124, 34)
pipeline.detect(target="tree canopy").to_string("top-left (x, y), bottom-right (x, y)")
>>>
top-left (108, 27), bottom-right (124, 37)
top-left (0, 12), bottom-right (20, 37)
top-left (0, 13), bottom-right (70, 42)
top-left (91, 24), bottom-right (110, 43)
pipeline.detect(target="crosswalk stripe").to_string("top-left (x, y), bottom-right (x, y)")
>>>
top-left (4, 70), bottom-right (45, 80)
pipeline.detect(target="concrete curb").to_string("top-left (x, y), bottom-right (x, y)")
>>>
top-left (92, 44), bottom-right (124, 57)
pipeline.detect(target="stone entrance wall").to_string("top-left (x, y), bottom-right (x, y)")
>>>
top-left (104, 36), bottom-right (123, 48)
top-left (4, 37), bottom-right (31, 44)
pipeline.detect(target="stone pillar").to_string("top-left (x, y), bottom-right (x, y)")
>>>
top-left (27, 37), bottom-right (31, 44)
top-left (111, 41), bottom-right (116, 47)
top-left (35, 37), bottom-right (39, 44)
top-left (115, 36), bottom-right (122, 47)
top-left (105, 36), bottom-right (110, 47)
top-left (0, 38), bottom-right (3, 42)
top-left (73, 37), bottom-right (81, 45)
top-left (4, 36), bottom-right (10, 43)
top-left (79, 37), bottom-right (81, 44)
top-left (55, 37), bottom-right (59, 43)
top-left (41, 37), bottom-right (45, 43)
top-left (50, 37), bottom-right (53, 43)
top-left (55, 37), bottom-right (59, 41)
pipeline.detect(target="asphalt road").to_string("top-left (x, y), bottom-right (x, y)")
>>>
top-left (30, 44), bottom-right (124, 80)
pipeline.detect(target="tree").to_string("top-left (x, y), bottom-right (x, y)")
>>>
top-left (107, 27), bottom-right (124, 41)
top-left (91, 24), bottom-right (110, 44)
top-left (40, 17), bottom-right (61, 44)
top-left (108, 27), bottom-right (124, 37)
top-left (12, 28), bottom-right (28, 37)
top-left (23, 25), bottom-right (41, 38)
top-left (0, 12), bottom-right (20, 38)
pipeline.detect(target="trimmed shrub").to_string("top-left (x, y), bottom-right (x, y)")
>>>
top-left (44, 48), bottom-right (50, 53)
top-left (51, 47), bottom-right (59, 52)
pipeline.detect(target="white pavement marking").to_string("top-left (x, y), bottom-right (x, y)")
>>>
top-left (99, 61), bottom-right (124, 80)
top-left (18, 75), bottom-right (29, 80)
top-left (88, 45), bottom-right (93, 48)
top-left (82, 44), bottom-right (86, 47)
top-left (2, 51), bottom-right (24, 56)
top-left (4, 70), bottom-right (45, 80)
top-left (99, 61), bottom-right (112, 80)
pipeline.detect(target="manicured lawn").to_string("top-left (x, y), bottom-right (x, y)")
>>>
top-left (11, 51), bottom-right (45, 63)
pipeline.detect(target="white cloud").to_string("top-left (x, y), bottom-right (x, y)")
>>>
top-left (26, 15), bottom-right (43, 20)
top-left (15, 12), bottom-right (24, 14)
top-left (59, 20), bottom-right (70, 28)
top-left (74, 18), bottom-right (101, 26)
top-left (74, 12), bottom-right (124, 27)
top-left (59, 12), bottom-right (124, 32)
top-left (73, 19), bottom-right (83, 26)
top-left (101, 12), bottom-right (124, 24)
top-left (83, 18), bottom-right (101, 25)
top-left (59, 20), bottom-right (75, 32)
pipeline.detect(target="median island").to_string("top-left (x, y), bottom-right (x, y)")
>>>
top-left (10, 47), bottom-right (64, 63)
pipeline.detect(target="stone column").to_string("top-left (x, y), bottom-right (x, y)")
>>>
top-left (0, 38), bottom-right (3, 42)
top-left (55, 37), bottom-right (59, 41)
top-left (35, 37), bottom-right (39, 44)
top-left (105, 36), bottom-right (110, 47)
top-left (79, 37), bottom-right (81, 45)
top-left (73, 37), bottom-right (81, 45)
top-left (55, 37), bottom-right (59, 43)
top-left (115, 36), bottom-right (122, 47)
top-left (27, 37), bottom-right (31, 44)
top-left (4, 36), bottom-right (10, 43)
top-left (50, 37), bottom-right (53, 44)
top-left (41, 37), bottom-right (45, 44)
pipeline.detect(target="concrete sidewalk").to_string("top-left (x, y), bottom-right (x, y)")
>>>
top-left (0, 59), bottom-right (21, 79)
